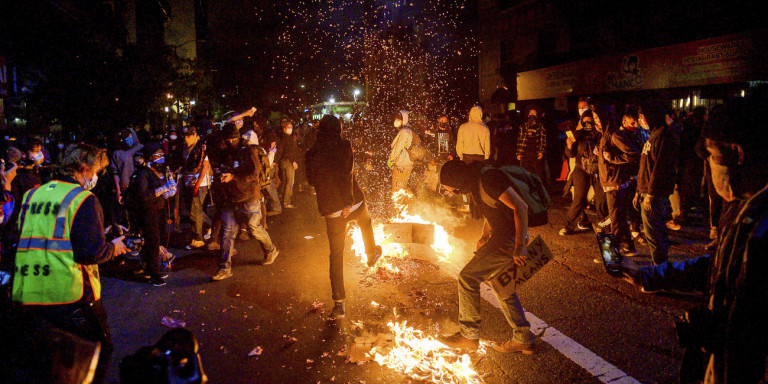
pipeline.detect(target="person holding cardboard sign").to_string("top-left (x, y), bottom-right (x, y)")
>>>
top-left (437, 160), bottom-right (535, 355)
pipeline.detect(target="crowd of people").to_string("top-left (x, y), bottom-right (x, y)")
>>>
top-left (0, 92), bottom-right (765, 383)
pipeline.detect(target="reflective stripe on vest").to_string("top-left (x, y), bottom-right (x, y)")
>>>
top-left (12, 181), bottom-right (99, 305)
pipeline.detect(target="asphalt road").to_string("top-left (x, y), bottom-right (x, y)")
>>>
top-left (101, 184), bottom-right (710, 384)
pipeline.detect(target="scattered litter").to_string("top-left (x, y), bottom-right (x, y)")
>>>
top-left (282, 336), bottom-right (298, 348)
top-left (309, 300), bottom-right (325, 312)
top-left (320, 352), bottom-right (330, 358)
top-left (161, 316), bottom-right (186, 328)
top-left (304, 235), bottom-right (314, 240)
top-left (306, 359), bottom-right (314, 364)
top-left (248, 346), bottom-right (263, 357)
top-left (199, 290), bottom-right (205, 294)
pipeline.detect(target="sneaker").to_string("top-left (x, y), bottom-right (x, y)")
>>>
top-left (284, 204), bottom-right (295, 209)
top-left (367, 246), bottom-right (383, 268)
top-left (558, 227), bottom-right (574, 236)
top-left (262, 249), bottom-right (279, 265)
top-left (149, 276), bottom-right (166, 286)
top-left (593, 257), bottom-right (602, 264)
top-left (438, 332), bottom-right (479, 351)
top-left (330, 301), bottom-right (345, 319)
top-left (206, 241), bottom-right (221, 251)
top-left (203, 228), bottom-right (212, 241)
top-left (666, 220), bottom-right (681, 231)
top-left (186, 239), bottom-right (205, 250)
top-left (211, 268), bottom-right (233, 281)
top-left (597, 217), bottom-right (612, 228)
top-left (576, 223), bottom-right (590, 231)
top-left (709, 227), bottom-right (718, 240)
top-left (492, 339), bottom-right (534, 354)
top-left (621, 243), bottom-right (637, 257)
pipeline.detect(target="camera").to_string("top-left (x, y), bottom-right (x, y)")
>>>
top-left (107, 233), bottom-right (145, 256)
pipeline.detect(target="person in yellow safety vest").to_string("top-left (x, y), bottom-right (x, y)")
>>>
top-left (12, 143), bottom-right (129, 384)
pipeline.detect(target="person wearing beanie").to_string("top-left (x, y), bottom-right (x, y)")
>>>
top-left (386, 110), bottom-right (415, 193)
top-left (211, 123), bottom-right (278, 281)
top-left (621, 96), bottom-right (768, 383)
top-left (437, 159), bottom-right (535, 355)
top-left (306, 115), bottom-right (382, 319)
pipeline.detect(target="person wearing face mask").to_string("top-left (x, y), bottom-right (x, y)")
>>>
top-left (275, 121), bottom-right (300, 208)
top-left (211, 123), bottom-right (278, 281)
top-left (560, 110), bottom-right (603, 236)
top-left (387, 110), bottom-right (416, 193)
top-left (620, 96), bottom-right (768, 384)
top-left (515, 106), bottom-right (547, 185)
top-left (597, 106), bottom-right (642, 256)
top-left (110, 128), bottom-right (143, 208)
top-left (124, 143), bottom-right (177, 287)
top-left (633, 101), bottom-right (679, 265)
top-left (11, 143), bottom-right (129, 384)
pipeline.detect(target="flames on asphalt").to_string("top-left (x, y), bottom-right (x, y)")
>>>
top-left (348, 191), bottom-right (483, 383)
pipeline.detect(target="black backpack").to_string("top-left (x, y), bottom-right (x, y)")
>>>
top-left (477, 166), bottom-right (551, 227)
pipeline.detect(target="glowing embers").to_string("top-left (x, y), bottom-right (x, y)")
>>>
top-left (348, 320), bottom-right (485, 384)
top-left (350, 190), bottom-right (456, 273)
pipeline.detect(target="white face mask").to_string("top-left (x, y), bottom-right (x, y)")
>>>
top-left (578, 108), bottom-right (589, 117)
top-left (57, 143), bottom-right (65, 149)
top-left (285, 128), bottom-right (293, 135)
top-left (709, 159), bottom-right (737, 202)
top-left (170, 134), bottom-right (178, 140)
top-left (394, 120), bottom-right (402, 128)
top-left (30, 152), bottom-right (44, 163)
top-left (83, 174), bottom-right (99, 190)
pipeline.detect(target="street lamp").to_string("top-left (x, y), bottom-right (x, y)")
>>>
top-left (353, 89), bottom-right (360, 103)
top-left (329, 98), bottom-right (335, 104)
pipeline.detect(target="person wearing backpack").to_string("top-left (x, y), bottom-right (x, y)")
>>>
top-left (437, 159), bottom-right (549, 355)
top-left (560, 110), bottom-right (603, 235)
top-left (386, 110), bottom-right (415, 193)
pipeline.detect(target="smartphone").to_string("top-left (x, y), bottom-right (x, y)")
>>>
top-left (565, 130), bottom-right (574, 140)
top-left (596, 232), bottom-right (623, 277)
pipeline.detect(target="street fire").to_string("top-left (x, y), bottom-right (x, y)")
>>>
top-left (349, 190), bottom-right (455, 271)
top-left (371, 321), bottom-right (483, 384)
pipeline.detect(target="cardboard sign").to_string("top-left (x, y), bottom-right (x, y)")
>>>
top-left (488, 235), bottom-right (553, 299)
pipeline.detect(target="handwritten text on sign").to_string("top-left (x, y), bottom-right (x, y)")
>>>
top-left (488, 235), bottom-right (553, 299)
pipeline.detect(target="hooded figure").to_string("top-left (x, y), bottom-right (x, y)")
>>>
top-left (456, 106), bottom-right (490, 163)
top-left (387, 110), bottom-right (415, 192)
top-left (306, 115), bottom-right (382, 320)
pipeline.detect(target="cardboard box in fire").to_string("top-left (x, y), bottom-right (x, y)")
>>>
top-left (487, 235), bottom-right (553, 299)
top-left (379, 223), bottom-right (436, 261)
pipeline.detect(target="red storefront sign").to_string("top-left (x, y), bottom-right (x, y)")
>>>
top-left (517, 30), bottom-right (768, 100)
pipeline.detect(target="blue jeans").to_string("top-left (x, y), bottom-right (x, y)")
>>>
top-left (266, 177), bottom-right (281, 213)
top-left (458, 239), bottom-right (533, 343)
top-left (641, 195), bottom-right (670, 265)
top-left (219, 200), bottom-right (276, 270)
top-left (280, 160), bottom-right (295, 205)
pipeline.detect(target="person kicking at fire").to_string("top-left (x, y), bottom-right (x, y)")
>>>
top-left (437, 160), bottom-right (535, 354)
top-left (306, 115), bottom-right (383, 320)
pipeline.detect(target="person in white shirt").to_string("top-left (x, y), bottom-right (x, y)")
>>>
top-left (386, 110), bottom-right (414, 193)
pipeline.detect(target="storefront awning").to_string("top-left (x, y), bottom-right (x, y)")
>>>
top-left (516, 30), bottom-right (768, 100)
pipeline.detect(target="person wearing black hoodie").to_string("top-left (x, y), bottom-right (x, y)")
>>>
top-left (306, 115), bottom-right (382, 320)
top-left (635, 102), bottom-right (679, 265)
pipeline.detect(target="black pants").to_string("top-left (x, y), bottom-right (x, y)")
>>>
top-left (566, 169), bottom-right (606, 230)
top-left (134, 208), bottom-right (168, 278)
top-left (679, 157), bottom-right (704, 220)
top-left (325, 203), bottom-right (376, 301)
top-left (565, 168), bottom-right (590, 230)
top-left (520, 155), bottom-right (547, 187)
top-left (606, 187), bottom-right (633, 246)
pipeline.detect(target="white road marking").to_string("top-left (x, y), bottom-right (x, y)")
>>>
top-left (479, 285), bottom-right (642, 384)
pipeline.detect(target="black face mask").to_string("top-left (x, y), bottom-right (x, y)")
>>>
top-left (438, 122), bottom-right (449, 129)
top-left (528, 115), bottom-right (537, 121)
top-left (582, 121), bottom-right (594, 131)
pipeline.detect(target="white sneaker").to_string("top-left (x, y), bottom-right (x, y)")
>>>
top-left (203, 229), bottom-right (212, 241)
